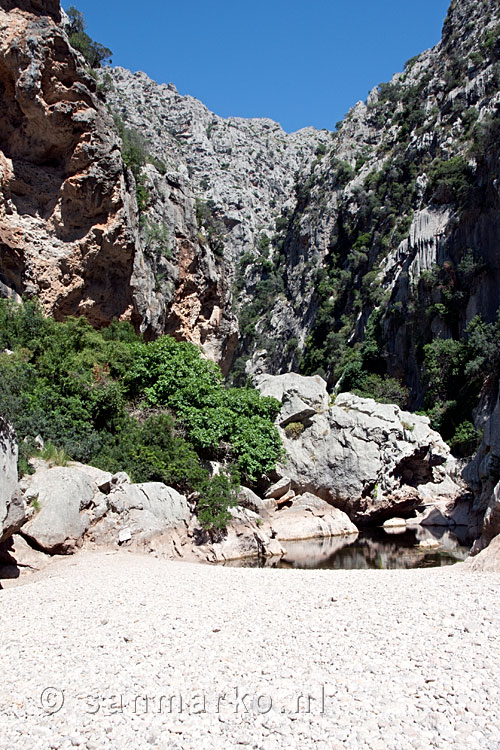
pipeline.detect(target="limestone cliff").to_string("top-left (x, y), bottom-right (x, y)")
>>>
top-left (234, 0), bottom-right (500, 394)
top-left (0, 0), bottom-right (327, 372)
top-left (103, 67), bottom-right (327, 371)
top-left (1, 0), bottom-right (500, 549)
top-left (0, 0), bottom-right (138, 326)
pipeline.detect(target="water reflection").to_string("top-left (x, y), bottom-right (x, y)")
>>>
top-left (222, 527), bottom-right (471, 570)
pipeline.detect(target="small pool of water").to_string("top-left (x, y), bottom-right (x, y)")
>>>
top-left (222, 527), bottom-right (471, 570)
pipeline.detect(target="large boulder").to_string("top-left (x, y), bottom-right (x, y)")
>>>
top-left (0, 418), bottom-right (27, 544)
top-left (257, 375), bottom-right (465, 525)
top-left (255, 373), bottom-right (329, 427)
top-left (21, 467), bottom-right (96, 553)
top-left (237, 486), bottom-right (276, 516)
top-left (19, 460), bottom-right (192, 553)
top-left (191, 506), bottom-right (285, 563)
top-left (465, 534), bottom-right (500, 572)
top-left (88, 482), bottom-right (191, 545)
top-left (270, 493), bottom-right (358, 541)
top-left (0, 534), bottom-right (51, 584)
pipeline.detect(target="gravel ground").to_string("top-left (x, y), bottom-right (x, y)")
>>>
top-left (0, 550), bottom-right (499, 750)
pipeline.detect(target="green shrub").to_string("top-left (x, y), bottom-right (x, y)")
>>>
top-left (66, 6), bottom-right (112, 68)
top-left (125, 337), bottom-right (281, 480)
top-left (422, 315), bottom-right (500, 442)
top-left (196, 470), bottom-right (239, 533)
top-left (39, 442), bottom-right (70, 467)
top-left (428, 156), bottom-right (474, 204)
top-left (449, 421), bottom-right (481, 457)
top-left (0, 300), bottom-right (284, 529)
top-left (351, 374), bottom-right (410, 409)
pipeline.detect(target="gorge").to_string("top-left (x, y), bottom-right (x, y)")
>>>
top-left (0, 0), bottom-right (500, 569)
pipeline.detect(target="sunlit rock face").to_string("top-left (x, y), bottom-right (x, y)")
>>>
top-left (0, 0), bottom-right (139, 327)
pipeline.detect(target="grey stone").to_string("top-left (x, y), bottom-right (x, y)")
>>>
top-left (90, 482), bottom-right (191, 544)
top-left (21, 467), bottom-right (95, 553)
top-left (465, 534), bottom-right (500, 572)
top-left (258, 378), bottom-right (464, 525)
top-left (193, 507), bottom-right (285, 562)
top-left (238, 486), bottom-right (276, 515)
top-left (110, 472), bottom-right (131, 487)
top-left (68, 462), bottom-right (113, 492)
top-left (0, 418), bottom-right (26, 544)
top-left (256, 372), bottom-right (329, 415)
top-left (271, 493), bottom-right (358, 541)
top-left (264, 477), bottom-right (292, 500)
top-left (383, 518), bottom-right (407, 528)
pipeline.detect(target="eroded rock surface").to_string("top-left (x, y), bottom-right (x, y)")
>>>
top-left (270, 493), bottom-right (358, 542)
top-left (88, 481), bottom-right (191, 546)
top-left (20, 466), bottom-right (95, 553)
top-left (466, 533), bottom-right (500, 572)
top-left (257, 374), bottom-right (465, 525)
top-left (0, 1), bottom-right (138, 327)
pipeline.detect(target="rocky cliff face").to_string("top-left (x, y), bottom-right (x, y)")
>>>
top-left (0, 416), bottom-right (26, 543)
top-left (256, 373), bottom-right (466, 527)
top-left (0, 0), bottom-right (138, 326)
top-left (1, 0), bottom-right (500, 550)
top-left (95, 0), bottom-right (500, 401)
top-left (0, 0), bottom-right (327, 372)
top-left (236, 0), bottom-right (500, 389)
top-left (102, 67), bottom-right (327, 371)
top-left (2, 0), bottom-right (499, 383)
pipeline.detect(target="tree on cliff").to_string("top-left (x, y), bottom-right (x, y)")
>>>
top-left (66, 6), bottom-right (112, 68)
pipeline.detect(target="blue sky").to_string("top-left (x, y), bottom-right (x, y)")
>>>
top-left (64, 0), bottom-right (451, 133)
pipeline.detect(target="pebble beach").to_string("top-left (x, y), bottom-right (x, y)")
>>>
top-left (1, 551), bottom-right (499, 750)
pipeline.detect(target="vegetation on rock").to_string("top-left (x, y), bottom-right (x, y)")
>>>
top-left (0, 301), bottom-right (282, 531)
top-left (66, 6), bottom-right (112, 68)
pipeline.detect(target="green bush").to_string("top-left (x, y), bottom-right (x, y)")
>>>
top-left (125, 336), bottom-right (282, 480)
top-left (0, 300), bottom-right (283, 530)
top-left (196, 470), bottom-right (240, 533)
top-left (351, 373), bottom-right (410, 409)
top-left (449, 421), bottom-right (481, 458)
top-left (66, 6), bottom-right (112, 68)
top-left (422, 315), bottom-right (500, 446)
top-left (428, 156), bottom-right (474, 204)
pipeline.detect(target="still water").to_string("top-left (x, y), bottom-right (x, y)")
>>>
top-left (222, 527), bottom-right (470, 570)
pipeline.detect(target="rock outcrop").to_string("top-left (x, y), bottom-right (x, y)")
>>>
top-left (270, 493), bottom-right (357, 542)
top-left (256, 372), bottom-right (330, 426)
top-left (464, 380), bottom-right (500, 552)
top-left (102, 67), bottom-right (327, 372)
top-left (87, 480), bottom-right (191, 546)
top-left (19, 463), bottom-right (192, 553)
top-left (13, 453), bottom-right (364, 566)
top-left (257, 373), bottom-right (465, 526)
top-left (21, 466), bottom-right (96, 552)
top-left (0, 416), bottom-right (26, 543)
top-left (190, 506), bottom-right (285, 564)
top-left (465, 533), bottom-right (500, 572)
top-left (0, 1), bottom-right (138, 327)
top-left (236, 0), bottom-right (500, 386)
